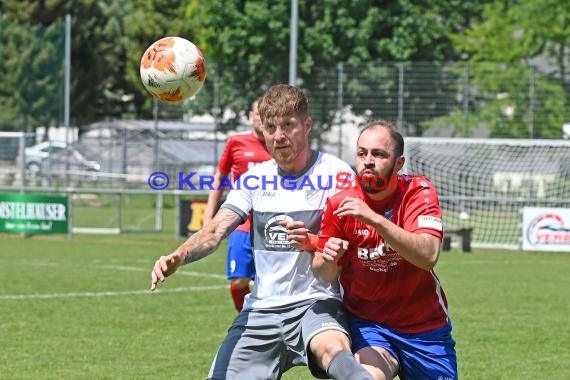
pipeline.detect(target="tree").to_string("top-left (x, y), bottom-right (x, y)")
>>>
top-left (1, 0), bottom-right (136, 130)
top-left (450, 0), bottom-right (570, 138)
top-left (0, 15), bottom-right (64, 130)
top-left (185, 0), bottom-right (492, 138)
top-left (182, 0), bottom-right (290, 132)
top-left (0, 0), bottom-right (495, 136)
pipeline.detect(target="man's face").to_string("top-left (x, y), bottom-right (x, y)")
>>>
top-left (249, 102), bottom-right (263, 136)
top-left (262, 114), bottom-right (311, 166)
top-left (355, 127), bottom-right (403, 194)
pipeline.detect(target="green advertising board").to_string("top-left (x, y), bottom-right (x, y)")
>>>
top-left (0, 193), bottom-right (69, 234)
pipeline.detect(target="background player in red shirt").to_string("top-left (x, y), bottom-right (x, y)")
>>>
top-left (204, 97), bottom-right (271, 311)
top-left (313, 120), bottom-right (458, 380)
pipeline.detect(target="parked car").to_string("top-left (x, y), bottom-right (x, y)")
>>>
top-left (22, 141), bottom-right (101, 181)
top-left (22, 141), bottom-right (66, 178)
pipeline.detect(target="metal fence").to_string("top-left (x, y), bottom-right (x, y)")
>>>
top-left (313, 61), bottom-right (569, 139)
top-left (2, 15), bottom-right (570, 141)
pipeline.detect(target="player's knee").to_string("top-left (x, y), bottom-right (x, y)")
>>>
top-left (321, 338), bottom-right (347, 357)
top-left (356, 347), bottom-right (398, 380)
top-left (231, 277), bottom-right (250, 289)
top-left (310, 330), bottom-right (351, 367)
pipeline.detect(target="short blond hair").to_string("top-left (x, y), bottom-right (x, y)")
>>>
top-left (258, 84), bottom-right (308, 122)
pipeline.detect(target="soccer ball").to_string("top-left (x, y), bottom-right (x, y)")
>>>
top-left (140, 36), bottom-right (206, 103)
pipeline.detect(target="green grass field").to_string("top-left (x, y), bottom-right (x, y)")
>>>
top-left (0, 233), bottom-right (568, 380)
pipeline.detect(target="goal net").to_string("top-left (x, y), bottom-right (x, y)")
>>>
top-left (403, 138), bottom-right (570, 249)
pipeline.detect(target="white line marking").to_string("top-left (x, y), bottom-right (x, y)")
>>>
top-left (1, 260), bottom-right (227, 279)
top-left (0, 285), bottom-right (228, 300)
top-left (103, 265), bottom-right (227, 279)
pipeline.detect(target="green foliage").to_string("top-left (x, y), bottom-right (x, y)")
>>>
top-left (454, 0), bottom-right (570, 66)
top-left (7, 0), bottom-right (568, 141)
top-left (1, 0), bottom-right (137, 128)
top-left (0, 16), bottom-right (64, 130)
top-left (184, 0), bottom-right (491, 137)
top-left (184, 0), bottom-right (291, 132)
top-left (298, 0), bottom-right (492, 137)
top-left (449, 0), bottom-right (570, 138)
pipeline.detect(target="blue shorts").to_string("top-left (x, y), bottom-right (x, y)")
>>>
top-left (226, 230), bottom-right (255, 280)
top-left (350, 315), bottom-right (458, 380)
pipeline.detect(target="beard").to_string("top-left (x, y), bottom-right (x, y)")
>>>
top-left (359, 162), bottom-right (396, 194)
top-left (270, 146), bottom-right (294, 163)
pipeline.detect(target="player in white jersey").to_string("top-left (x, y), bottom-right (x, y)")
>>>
top-left (150, 84), bottom-right (374, 380)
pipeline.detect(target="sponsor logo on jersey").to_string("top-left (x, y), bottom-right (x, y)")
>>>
top-left (355, 229), bottom-right (369, 236)
top-left (355, 241), bottom-right (401, 272)
top-left (356, 242), bottom-right (396, 260)
top-left (263, 214), bottom-right (294, 249)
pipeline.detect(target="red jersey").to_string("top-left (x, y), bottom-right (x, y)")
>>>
top-left (317, 175), bottom-right (449, 333)
top-left (218, 130), bottom-right (271, 231)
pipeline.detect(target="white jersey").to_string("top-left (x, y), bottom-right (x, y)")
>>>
top-left (221, 151), bottom-right (354, 310)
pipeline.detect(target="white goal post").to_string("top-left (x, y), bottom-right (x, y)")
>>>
top-left (403, 138), bottom-right (570, 250)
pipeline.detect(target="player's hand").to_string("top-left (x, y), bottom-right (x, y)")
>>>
top-left (150, 253), bottom-right (183, 291)
top-left (281, 220), bottom-right (315, 251)
top-left (320, 237), bottom-right (349, 263)
top-left (334, 197), bottom-right (377, 225)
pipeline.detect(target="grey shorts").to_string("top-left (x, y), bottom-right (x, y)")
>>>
top-left (207, 298), bottom-right (349, 380)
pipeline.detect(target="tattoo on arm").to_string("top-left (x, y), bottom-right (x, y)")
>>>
top-left (182, 208), bottom-right (243, 264)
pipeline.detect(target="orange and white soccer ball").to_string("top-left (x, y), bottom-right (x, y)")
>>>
top-left (140, 36), bottom-right (206, 103)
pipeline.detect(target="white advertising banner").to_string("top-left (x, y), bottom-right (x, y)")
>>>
top-left (520, 207), bottom-right (570, 252)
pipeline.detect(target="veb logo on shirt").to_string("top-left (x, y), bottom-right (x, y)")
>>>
top-left (264, 214), bottom-right (294, 249)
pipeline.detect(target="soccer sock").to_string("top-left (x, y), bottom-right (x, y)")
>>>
top-left (326, 350), bottom-right (374, 380)
top-left (229, 281), bottom-right (250, 312)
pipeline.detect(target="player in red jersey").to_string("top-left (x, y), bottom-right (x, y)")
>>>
top-left (313, 120), bottom-right (458, 380)
top-left (204, 97), bottom-right (271, 311)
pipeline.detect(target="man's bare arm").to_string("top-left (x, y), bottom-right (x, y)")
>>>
top-left (150, 208), bottom-right (243, 290)
top-left (335, 197), bottom-right (441, 270)
top-left (181, 207), bottom-right (242, 264)
top-left (311, 237), bottom-right (346, 283)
